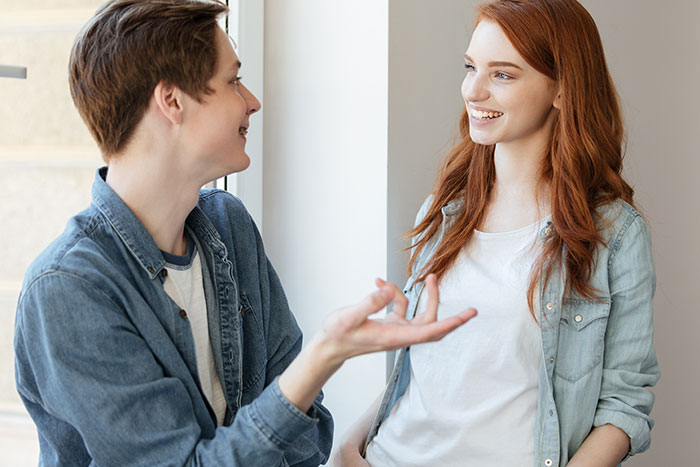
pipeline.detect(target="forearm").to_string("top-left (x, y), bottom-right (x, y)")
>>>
top-left (567, 424), bottom-right (630, 467)
top-left (277, 331), bottom-right (343, 412)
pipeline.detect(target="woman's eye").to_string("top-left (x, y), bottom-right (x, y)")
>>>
top-left (464, 63), bottom-right (475, 72)
top-left (496, 71), bottom-right (512, 80)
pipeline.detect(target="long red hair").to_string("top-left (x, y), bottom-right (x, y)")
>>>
top-left (407, 0), bottom-right (634, 318)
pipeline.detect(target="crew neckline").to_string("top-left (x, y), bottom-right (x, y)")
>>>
top-left (474, 215), bottom-right (551, 238)
top-left (161, 231), bottom-right (196, 267)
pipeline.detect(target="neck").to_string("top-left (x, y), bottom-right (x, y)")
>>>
top-left (492, 143), bottom-right (544, 200)
top-left (105, 148), bottom-right (202, 255)
top-left (478, 137), bottom-right (552, 233)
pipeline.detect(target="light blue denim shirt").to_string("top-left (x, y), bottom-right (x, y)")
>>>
top-left (365, 195), bottom-right (659, 467)
top-left (14, 168), bottom-right (333, 466)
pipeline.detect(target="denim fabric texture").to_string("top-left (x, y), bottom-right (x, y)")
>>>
top-left (365, 194), bottom-right (659, 467)
top-left (14, 168), bottom-right (333, 466)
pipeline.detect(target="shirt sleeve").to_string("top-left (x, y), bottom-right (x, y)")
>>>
top-left (593, 214), bottom-right (660, 458)
top-left (14, 271), bottom-right (325, 466)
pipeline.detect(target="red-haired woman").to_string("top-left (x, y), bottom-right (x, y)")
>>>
top-left (333, 0), bottom-right (659, 466)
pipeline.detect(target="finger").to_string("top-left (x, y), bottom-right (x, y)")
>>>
top-left (343, 286), bottom-right (394, 328)
top-left (375, 278), bottom-right (409, 318)
top-left (399, 308), bottom-right (477, 346)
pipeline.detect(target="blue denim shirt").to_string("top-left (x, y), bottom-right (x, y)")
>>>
top-left (14, 168), bottom-right (333, 466)
top-left (365, 195), bottom-right (659, 467)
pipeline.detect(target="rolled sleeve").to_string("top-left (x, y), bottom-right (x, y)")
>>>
top-left (594, 407), bottom-right (651, 457)
top-left (594, 214), bottom-right (660, 458)
top-left (244, 377), bottom-right (320, 451)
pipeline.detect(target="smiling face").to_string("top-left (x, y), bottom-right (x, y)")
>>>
top-left (183, 26), bottom-right (261, 181)
top-left (462, 19), bottom-right (559, 150)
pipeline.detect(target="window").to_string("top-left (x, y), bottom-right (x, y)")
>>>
top-left (1, 2), bottom-right (104, 464)
top-left (0, 1), bottom-right (253, 464)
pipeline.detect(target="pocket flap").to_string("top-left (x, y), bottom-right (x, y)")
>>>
top-left (561, 298), bottom-right (610, 330)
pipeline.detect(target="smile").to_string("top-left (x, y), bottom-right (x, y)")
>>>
top-left (470, 109), bottom-right (504, 120)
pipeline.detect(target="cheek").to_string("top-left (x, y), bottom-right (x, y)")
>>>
top-left (461, 77), bottom-right (470, 102)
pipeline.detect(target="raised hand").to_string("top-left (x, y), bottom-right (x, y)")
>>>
top-left (319, 274), bottom-right (478, 362)
top-left (277, 275), bottom-right (477, 414)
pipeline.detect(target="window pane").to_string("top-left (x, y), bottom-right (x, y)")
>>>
top-left (0, 2), bottom-right (103, 465)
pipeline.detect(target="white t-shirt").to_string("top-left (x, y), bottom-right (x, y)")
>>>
top-left (365, 217), bottom-right (548, 467)
top-left (162, 244), bottom-right (227, 427)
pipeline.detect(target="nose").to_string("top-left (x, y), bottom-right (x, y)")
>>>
top-left (241, 83), bottom-right (261, 115)
top-left (462, 72), bottom-right (489, 103)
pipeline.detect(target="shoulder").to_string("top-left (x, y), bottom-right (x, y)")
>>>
top-left (17, 213), bottom-right (131, 331)
top-left (22, 206), bottom-right (111, 292)
top-left (594, 199), bottom-right (651, 255)
top-left (415, 194), bottom-right (435, 223)
top-left (592, 199), bottom-right (653, 284)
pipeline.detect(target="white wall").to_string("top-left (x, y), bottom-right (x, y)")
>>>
top-left (227, 0), bottom-right (265, 229)
top-left (262, 0), bottom-right (389, 447)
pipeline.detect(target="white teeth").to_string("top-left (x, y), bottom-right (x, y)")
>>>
top-left (239, 127), bottom-right (248, 136)
top-left (471, 109), bottom-right (503, 120)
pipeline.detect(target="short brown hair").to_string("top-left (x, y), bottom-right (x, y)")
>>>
top-left (69, 0), bottom-right (228, 158)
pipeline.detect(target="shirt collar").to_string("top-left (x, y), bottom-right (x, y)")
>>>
top-left (441, 198), bottom-right (464, 216)
top-left (91, 167), bottom-right (167, 279)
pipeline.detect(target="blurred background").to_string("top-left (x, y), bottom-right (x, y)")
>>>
top-left (1, 2), bottom-right (103, 465)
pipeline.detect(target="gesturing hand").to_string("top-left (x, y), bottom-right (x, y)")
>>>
top-left (318, 274), bottom-right (477, 363)
top-left (278, 274), bottom-right (477, 413)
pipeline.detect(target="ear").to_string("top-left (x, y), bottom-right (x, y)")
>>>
top-left (553, 86), bottom-right (562, 110)
top-left (152, 81), bottom-right (184, 125)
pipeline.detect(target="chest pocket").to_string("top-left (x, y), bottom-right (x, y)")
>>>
top-left (554, 298), bottom-right (610, 382)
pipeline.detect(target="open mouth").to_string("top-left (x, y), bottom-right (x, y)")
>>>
top-left (239, 127), bottom-right (248, 136)
top-left (470, 109), bottom-right (504, 120)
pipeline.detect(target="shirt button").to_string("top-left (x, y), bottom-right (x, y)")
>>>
top-left (549, 356), bottom-right (555, 363)
top-left (545, 302), bottom-right (554, 310)
top-left (544, 227), bottom-right (553, 236)
top-left (574, 314), bottom-right (583, 323)
top-left (549, 409), bottom-right (554, 416)
top-left (161, 269), bottom-right (168, 278)
top-left (180, 309), bottom-right (188, 319)
top-left (545, 459), bottom-right (553, 466)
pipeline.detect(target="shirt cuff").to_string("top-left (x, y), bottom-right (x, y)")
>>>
top-left (247, 376), bottom-right (319, 451)
top-left (594, 408), bottom-right (651, 459)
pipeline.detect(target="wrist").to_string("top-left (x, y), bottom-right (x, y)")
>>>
top-left (308, 328), bottom-right (346, 372)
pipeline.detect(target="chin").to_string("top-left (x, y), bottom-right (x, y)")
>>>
top-left (230, 154), bottom-right (251, 173)
top-left (468, 130), bottom-right (499, 146)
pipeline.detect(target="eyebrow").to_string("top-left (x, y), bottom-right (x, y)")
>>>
top-left (464, 54), bottom-right (523, 70)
